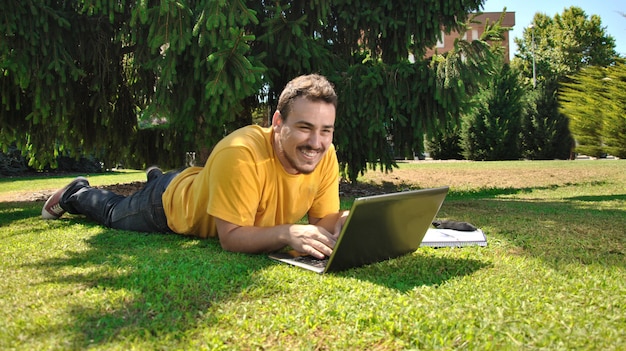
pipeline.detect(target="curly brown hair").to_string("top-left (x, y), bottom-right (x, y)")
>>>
top-left (276, 74), bottom-right (337, 121)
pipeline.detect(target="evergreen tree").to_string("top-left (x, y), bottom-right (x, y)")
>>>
top-left (426, 11), bottom-right (511, 161)
top-left (514, 7), bottom-right (617, 84)
top-left (1, 0), bottom-right (501, 181)
top-left (561, 62), bottom-right (626, 158)
top-left (462, 62), bottom-right (525, 160)
top-left (1, 0), bottom-right (266, 169)
top-left (602, 62), bottom-right (626, 158)
top-left (426, 121), bottom-right (464, 160)
top-left (512, 6), bottom-right (616, 160)
top-left (524, 77), bottom-right (574, 159)
top-left (559, 66), bottom-right (607, 157)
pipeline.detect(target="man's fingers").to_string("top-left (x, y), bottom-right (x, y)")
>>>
top-left (304, 232), bottom-right (335, 258)
top-left (306, 245), bottom-right (329, 259)
top-left (300, 240), bottom-right (330, 259)
top-left (289, 224), bottom-right (337, 258)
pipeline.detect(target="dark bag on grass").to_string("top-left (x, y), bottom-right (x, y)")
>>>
top-left (432, 219), bottom-right (477, 232)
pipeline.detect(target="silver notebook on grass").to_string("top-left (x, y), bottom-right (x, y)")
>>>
top-left (269, 186), bottom-right (449, 273)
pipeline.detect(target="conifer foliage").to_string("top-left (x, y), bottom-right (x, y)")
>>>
top-left (522, 77), bottom-right (574, 160)
top-left (513, 6), bottom-right (617, 160)
top-left (1, 0), bottom-right (498, 180)
top-left (560, 62), bottom-right (626, 158)
top-left (462, 63), bottom-right (525, 160)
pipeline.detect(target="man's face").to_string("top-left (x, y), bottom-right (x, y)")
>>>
top-left (272, 97), bottom-right (336, 175)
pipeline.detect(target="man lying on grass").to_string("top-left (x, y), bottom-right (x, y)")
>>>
top-left (42, 74), bottom-right (348, 259)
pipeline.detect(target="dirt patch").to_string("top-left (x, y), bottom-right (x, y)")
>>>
top-left (1, 180), bottom-right (392, 203)
top-left (358, 163), bottom-right (615, 189)
top-left (0, 182), bottom-right (148, 203)
top-left (1, 161), bottom-right (619, 203)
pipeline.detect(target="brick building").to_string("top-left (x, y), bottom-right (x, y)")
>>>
top-left (425, 12), bottom-right (516, 63)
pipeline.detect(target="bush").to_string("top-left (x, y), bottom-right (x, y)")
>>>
top-left (462, 64), bottom-right (525, 161)
top-left (55, 156), bottom-right (104, 173)
top-left (0, 145), bottom-right (28, 176)
top-left (0, 146), bottom-right (104, 176)
top-left (523, 78), bottom-right (575, 160)
top-left (427, 123), bottom-right (464, 160)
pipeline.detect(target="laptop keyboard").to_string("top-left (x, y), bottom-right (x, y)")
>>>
top-left (293, 255), bottom-right (328, 268)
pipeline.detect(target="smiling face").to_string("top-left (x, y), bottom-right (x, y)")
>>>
top-left (272, 96), bottom-right (336, 175)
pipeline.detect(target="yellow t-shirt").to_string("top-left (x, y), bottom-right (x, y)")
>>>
top-left (162, 125), bottom-right (340, 238)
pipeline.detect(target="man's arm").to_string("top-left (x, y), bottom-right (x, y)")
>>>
top-left (215, 211), bottom-right (348, 259)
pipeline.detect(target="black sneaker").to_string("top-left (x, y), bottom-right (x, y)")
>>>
top-left (41, 177), bottom-right (89, 220)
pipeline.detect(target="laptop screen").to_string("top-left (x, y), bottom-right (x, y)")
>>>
top-left (324, 186), bottom-right (449, 272)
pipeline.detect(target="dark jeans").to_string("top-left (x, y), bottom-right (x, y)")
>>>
top-left (61, 171), bottom-right (180, 233)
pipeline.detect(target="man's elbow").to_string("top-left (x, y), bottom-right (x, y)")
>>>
top-left (217, 232), bottom-right (260, 254)
top-left (217, 233), bottom-right (239, 253)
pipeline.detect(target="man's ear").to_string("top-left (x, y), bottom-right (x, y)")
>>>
top-left (272, 111), bottom-right (282, 127)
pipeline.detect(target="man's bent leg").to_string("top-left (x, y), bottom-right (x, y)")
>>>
top-left (62, 172), bottom-right (179, 233)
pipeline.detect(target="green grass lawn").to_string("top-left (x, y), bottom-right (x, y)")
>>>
top-left (1, 161), bottom-right (625, 350)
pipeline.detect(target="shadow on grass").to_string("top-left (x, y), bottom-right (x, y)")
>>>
top-left (11, 218), bottom-right (491, 347)
top-left (566, 194), bottom-right (626, 202)
top-left (338, 253), bottom-right (490, 292)
top-left (19, 225), bottom-right (490, 347)
top-left (3, 203), bottom-right (488, 346)
top-left (445, 183), bottom-right (581, 200)
top-left (25, 227), bottom-right (273, 346)
top-left (0, 202), bottom-right (41, 223)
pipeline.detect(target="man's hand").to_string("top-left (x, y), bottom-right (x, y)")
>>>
top-left (301, 210), bottom-right (350, 257)
top-left (215, 218), bottom-right (338, 259)
top-left (285, 224), bottom-right (337, 259)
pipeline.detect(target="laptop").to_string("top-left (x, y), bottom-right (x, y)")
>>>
top-left (269, 186), bottom-right (449, 273)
